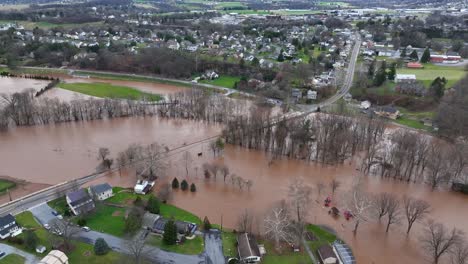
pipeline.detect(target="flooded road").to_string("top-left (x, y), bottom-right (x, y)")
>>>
top-left (0, 77), bottom-right (50, 95)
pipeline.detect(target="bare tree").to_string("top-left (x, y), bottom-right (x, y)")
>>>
top-left (116, 151), bottom-right (127, 176)
top-left (373, 192), bottom-right (392, 220)
top-left (139, 143), bottom-right (167, 180)
top-left (420, 220), bottom-right (464, 264)
top-left (264, 201), bottom-right (294, 251)
top-left (316, 181), bottom-right (325, 200)
top-left (157, 183), bottom-right (172, 203)
top-left (237, 209), bottom-right (254, 233)
top-left (385, 195), bottom-right (400, 233)
top-left (49, 219), bottom-right (80, 251)
top-left (98, 147), bottom-right (110, 162)
top-left (404, 196), bottom-right (431, 235)
top-left (220, 165), bottom-right (230, 183)
top-left (181, 151), bottom-right (192, 178)
top-left (288, 177), bottom-right (312, 224)
top-left (245, 180), bottom-right (253, 192)
top-left (451, 241), bottom-right (468, 264)
top-left (345, 182), bottom-right (372, 234)
top-left (329, 179), bottom-right (341, 197)
top-left (125, 232), bottom-right (150, 264)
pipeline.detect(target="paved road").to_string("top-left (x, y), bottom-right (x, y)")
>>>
top-left (0, 243), bottom-right (39, 264)
top-left (75, 230), bottom-right (206, 264)
top-left (204, 230), bottom-right (225, 264)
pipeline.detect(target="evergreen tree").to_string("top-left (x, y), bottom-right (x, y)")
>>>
top-left (94, 238), bottom-right (110, 255)
top-left (24, 230), bottom-right (38, 251)
top-left (146, 195), bottom-right (160, 214)
top-left (420, 48), bottom-right (431, 63)
top-left (387, 62), bottom-right (396, 81)
top-left (409, 50), bottom-right (419, 61)
top-left (163, 219), bottom-right (177, 245)
top-left (373, 61), bottom-right (387, 86)
top-left (429, 77), bottom-right (446, 100)
top-left (172, 178), bottom-right (179, 189)
top-left (181, 180), bottom-right (189, 191)
top-left (400, 48), bottom-right (407, 58)
top-left (134, 196), bottom-right (143, 207)
top-left (203, 216), bottom-right (212, 231)
top-left (190, 183), bottom-right (196, 192)
top-left (251, 57), bottom-right (259, 67)
top-left (125, 207), bottom-right (143, 234)
top-left (368, 60), bottom-right (376, 77)
top-left (277, 49), bottom-right (285, 62)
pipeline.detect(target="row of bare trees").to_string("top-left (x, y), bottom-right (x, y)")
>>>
top-left (115, 142), bottom-right (168, 180)
top-left (202, 162), bottom-right (253, 191)
top-left (223, 111), bottom-right (386, 165)
top-left (362, 129), bottom-right (468, 190)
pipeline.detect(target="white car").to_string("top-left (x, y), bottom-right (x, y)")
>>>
top-left (82, 226), bottom-right (90, 232)
top-left (44, 224), bottom-right (50, 230)
top-left (57, 215), bottom-right (63, 220)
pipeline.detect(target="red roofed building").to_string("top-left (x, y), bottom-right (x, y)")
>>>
top-left (407, 62), bottom-right (424, 69)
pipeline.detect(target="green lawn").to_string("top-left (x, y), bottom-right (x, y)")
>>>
top-left (261, 240), bottom-right (311, 264)
top-left (47, 197), bottom-right (68, 215)
top-left (199, 75), bottom-right (241, 89)
top-left (397, 64), bottom-right (466, 88)
top-left (222, 231), bottom-right (237, 257)
top-left (394, 116), bottom-right (432, 131)
top-left (0, 179), bottom-right (16, 193)
top-left (146, 234), bottom-right (204, 255)
top-left (82, 205), bottom-right (126, 237)
top-left (13, 211), bottom-right (124, 262)
top-left (306, 224), bottom-right (338, 259)
top-left (58, 82), bottom-right (163, 101)
top-left (106, 187), bottom-right (150, 205)
top-left (160, 204), bottom-right (201, 224)
top-left (0, 254), bottom-right (25, 264)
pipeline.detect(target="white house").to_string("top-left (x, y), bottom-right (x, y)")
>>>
top-left (134, 180), bottom-right (155, 195)
top-left (360, 100), bottom-right (371, 110)
top-left (307, 90), bottom-right (317, 100)
top-left (0, 214), bottom-right (22, 239)
top-left (66, 189), bottom-right (95, 216)
top-left (88, 183), bottom-right (113, 201)
top-left (395, 74), bottom-right (416, 83)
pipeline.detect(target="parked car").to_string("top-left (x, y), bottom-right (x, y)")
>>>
top-left (0, 252), bottom-right (5, 258)
top-left (57, 214), bottom-right (63, 220)
top-left (51, 210), bottom-right (59, 216)
top-left (82, 226), bottom-right (90, 232)
top-left (44, 224), bottom-right (50, 230)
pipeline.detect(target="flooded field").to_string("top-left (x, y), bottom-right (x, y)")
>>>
top-left (0, 77), bottom-right (50, 95)
top-left (0, 77), bottom-right (466, 264)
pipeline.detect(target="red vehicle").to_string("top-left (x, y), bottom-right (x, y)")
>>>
top-left (344, 210), bottom-right (353, 221)
top-left (324, 197), bottom-right (332, 207)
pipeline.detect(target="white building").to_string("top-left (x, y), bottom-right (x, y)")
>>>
top-left (395, 74), bottom-right (416, 83)
top-left (88, 183), bottom-right (113, 201)
top-left (134, 180), bottom-right (155, 195)
top-left (307, 90), bottom-right (317, 100)
top-left (0, 214), bottom-right (22, 240)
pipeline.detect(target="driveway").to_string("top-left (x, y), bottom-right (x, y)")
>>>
top-left (0, 243), bottom-right (39, 264)
top-left (75, 230), bottom-right (206, 264)
top-left (204, 230), bottom-right (225, 264)
top-left (29, 203), bottom-right (57, 226)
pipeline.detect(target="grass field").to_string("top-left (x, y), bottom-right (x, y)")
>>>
top-left (106, 187), bottom-right (150, 205)
top-left (83, 205), bottom-right (126, 237)
top-left (222, 231), bottom-right (237, 257)
top-left (199, 75), bottom-right (241, 89)
top-left (306, 224), bottom-right (338, 260)
top-left (0, 254), bottom-right (25, 264)
top-left (160, 204), bottom-right (202, 224)
top-left (58, 82), bottom-right (163, 101)
top-left (0, 179), bottom-right (16, 193)
top-left (397, 64), bottom-right (466, 88)
top-left (146, 234), bottom-right (204, 255)
top-left (262, 240), bottom-right (310, 264)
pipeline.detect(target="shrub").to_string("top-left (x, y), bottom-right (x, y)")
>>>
top-left (8, 236), bottom-right (24, 245)
top-left (172, 178), bottom-right (179, 189)
top-left (190, 183), bottom-right (196, 192)
top-left (203, 216), bottom-right (212, 231)
top-left (181, 180), bottom-right (189, 191)
top-left (134, 196), bottom-right (144, 207)
top-left (24, 230), bottom-right (38, 250)
top-left (77, 218), bottom-right (87, 227)
top-left (94, 238), bottom-right (110, 255)
top-left (146, 195), bottom-right (160, 214)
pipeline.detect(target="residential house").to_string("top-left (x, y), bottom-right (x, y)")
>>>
top-left (237, 233), bottom-right (263, 263)
top-left (395, 74), bottom-right (416, 83)
top-left (151, 217), bottom-right (197, 238)
top-left (88, 183), bottom-right (113, 201)
top-left (406, 62), bottom-right (423, 69)
top-left (134, 180), bottom-right (155, 195)
top-left (202, 70), bottom-right (219, 80)
top-left (360, 100), bottom-right (371, 110)
top-left (373, 106), bottom-right (400, 120)
top-left (307, 90), bottom-right (317, 100)
top-left (38, 250), bottom-right (69, 264)
top-left (291, 88), bottom-right (302, 101)
top-left (317, 244), bottom-right (338, 264)
top-left (66, 189), bottom-right (95, 216)
top-left (333, 241), bottom-right (356, 264)
top-left (0, 214), bottom-right (22, 239)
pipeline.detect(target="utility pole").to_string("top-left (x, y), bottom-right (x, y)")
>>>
top-left (7, 188), bottom-right (12, 202)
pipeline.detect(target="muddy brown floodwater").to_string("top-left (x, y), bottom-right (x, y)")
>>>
top-left (0, 78), bottom-right (467, 264)
top-left (0, 77), bottom-right (50, 95)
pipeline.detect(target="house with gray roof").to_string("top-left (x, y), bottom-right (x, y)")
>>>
top-left (88, 183), bottom-right (113, 201)
top-left (0, 214), bottom-right (22, 239)
top-left (66, 189), bottom-right (95, 215)
top-left (237, 233), bottom-right (262, 263)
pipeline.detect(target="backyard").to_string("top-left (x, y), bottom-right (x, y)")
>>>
top-left (199, 75), bottom-right (241, 89)
top-left (146, 234), bottom-right (204, 255)
top-left (58, 82), bottom-right (163, 101)
top-left (397, 63), bottom-right (466, 88)
top-left (81, 204), bottom-right (126, 237)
